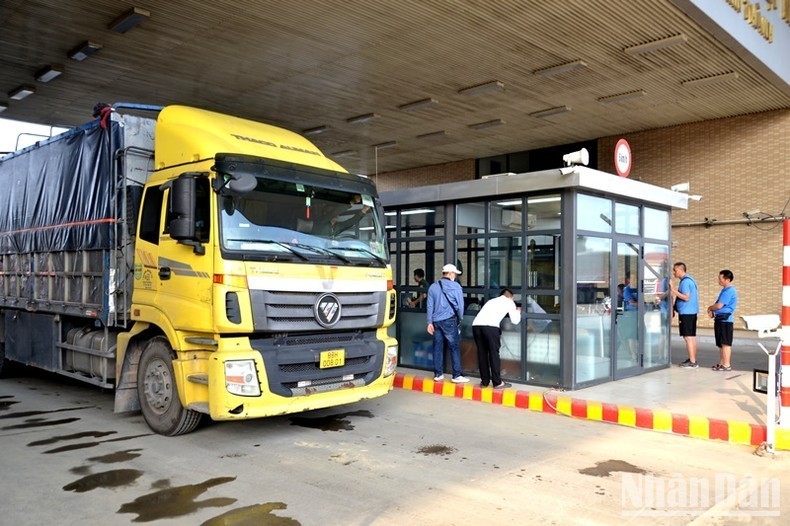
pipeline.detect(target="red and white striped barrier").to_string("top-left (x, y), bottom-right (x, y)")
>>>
top-left (782, 219), bottom-right (790, 427)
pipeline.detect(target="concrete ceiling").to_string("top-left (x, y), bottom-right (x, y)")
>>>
top-left (2, 0), bottom-right (789, 175)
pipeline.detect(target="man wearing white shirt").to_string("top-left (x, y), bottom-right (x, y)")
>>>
top-left (472, 288), bottom-right (521, 388)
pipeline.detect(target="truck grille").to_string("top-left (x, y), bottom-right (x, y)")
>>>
top-left (249, 290), bottom-right (385, 331)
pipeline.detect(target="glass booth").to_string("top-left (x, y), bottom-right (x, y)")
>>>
top-left (381, 166), bottom-right (687, 389)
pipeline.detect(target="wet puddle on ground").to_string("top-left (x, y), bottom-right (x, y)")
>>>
top-left (0, 406), bottom-right (93, 420)
top-left (416, 444), bottom-right (457, 456)
top-left (63, 468), bottom-right (144, 493)
top-left (289, 409), bottom-right (373, 431)
top-left (579, 459), bottom-right (647, 477)
top-left (118, 476), bottom-right (237, 522)
top-left (2, 417), bottom-right (81, 430)
top-left (202, 502), bottom-right (300, 525)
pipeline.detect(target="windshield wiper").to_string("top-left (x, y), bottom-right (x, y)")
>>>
top-left (225, 238), bottom-right (309, 261)
top-left (335, 246), bottom-right (387, 265)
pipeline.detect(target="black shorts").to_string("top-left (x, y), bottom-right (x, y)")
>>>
top-left (678, 314), bottom-right (697, 337)
top-left (714, 320), bottom-right (734, 347)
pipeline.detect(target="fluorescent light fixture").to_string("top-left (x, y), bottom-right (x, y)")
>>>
top-left (373, 141), bottom-right (398, 150)
top-left (597, 89), bottom-right (646, 104)
top-left (109, 7), bottom-right (150, 33)
top-left (468, 118), bottom-right (505, 130)
top-left (9, 85), bottom-right (35, 100)
top-left (497, 199), bottom-right (522, 206)
top-left (529, 106), bottom-right (571, 119)
top-left (681, 72), bottom-right (739, 88)
top-left (35, 64), bottom-right (64, 83)
top-left (384, 208), bottom-right (435, 216)
top-left (0, 102), bottom-right (7, 113)
top-left (528, 196), bottom-right (561, 204)
top-left (458, 80), bottom-right (505, 96)
top-left (624, 34), bottom-right (687, 55)
top-left (330, 150), bottom-right (356, 157)
top-left (398, 98), bottom-right (438, 111)
top-left (534, 60), bottom-right (587, 78)
top-left (68, 41), bottom-right (103, 61)
top-left (346, 113), bottom-right (379, 125)
top-left (302, 125), bottom-right (328, 136)
top-left (416, 130), bottom-right (447, 140)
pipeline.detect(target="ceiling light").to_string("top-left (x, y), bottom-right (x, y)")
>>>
top-left (330, 150), bottom-right (356, 157)
top-left (529, 106), bottom-right (571, 119)
top-left (35, 64), bottom-right (64, 83)
top-left (528, 196), bottom-right (561, 204)
top-left (458, 80), bottom-right (505, 96)
top-left (623, 34), bottom-right (688, 55)
top-left (109, 7), bottom-right (150, 33)
top-left (373, 141), bottom-right (398, 150)
top-left (9, 85), bottom-right (36, 100)
top-left (468, 119), bottom-right (505, 130)
top-left (302, 125), bottom-right (328, 136)
top-left (398, 98), bottom-right (438, 111)
top-left (534, 60), bottom-right (587, 78)
top-left (597, 90), bottom-right (646, 104)
top-left (385, 208), bottom-right (435, 216)
top-left (347, 113), bottom-right (378, 125)
top-left (416, 130), bottom-right (447, 140)
top-left (68, 41), bottom-right (103, 61)
top-left (0, 102), bottom-right (7, 113)
top-left (497, 199), bottom-right (522, 206)
top-left (681, 72), bottom-right (740, 88)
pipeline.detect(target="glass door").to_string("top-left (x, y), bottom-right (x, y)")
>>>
top-left (615, 242), bottom-right (641, 378)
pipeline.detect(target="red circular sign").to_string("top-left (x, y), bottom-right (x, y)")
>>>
top-left (614, 139), bottom-right (631, 178)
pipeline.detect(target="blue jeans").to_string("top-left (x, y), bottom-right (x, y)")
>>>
top-left (433, 317), bottom-right (462, 378)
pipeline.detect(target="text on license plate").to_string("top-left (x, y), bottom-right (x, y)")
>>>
top-left (320, 349), bottom-right (345, 369)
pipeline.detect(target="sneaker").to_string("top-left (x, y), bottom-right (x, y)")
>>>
top-left (679, 360), bottom-right (698, 368)
top-left (433, 375), bottom-right (444, 382)
top-left (479, 382), bottom-right (490, 388)
top-left (451, 375), bottom-right (470, 383)
top-left (494, 382), bottom-right (512, 389)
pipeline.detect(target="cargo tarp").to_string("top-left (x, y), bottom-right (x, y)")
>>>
top-left (0, 120), bottom-right (122, 255)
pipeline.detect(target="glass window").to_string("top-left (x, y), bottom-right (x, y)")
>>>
top-left (139, 186), bottom-right (163, 245)
top-left (644, 207), bottom-right (669, 240)
top-left (577, 194), bottom-right (612, 233)
top-left (527, 194), bottom-right (561, 231)
top-left (644, 243), bottom-right (670, 368)
top-left (457, 202), bottom-right (486, 234)
top-left (456, 237), bottom-right (483, 289)
top-left (525, 319), bottom-right (561, 386)
top-left (397, 240), bottom-right (444, 305)
top-left (401, 206), bottom-right (444, 238)
top-left (615, 202), bottom-right (639, 236)
top-left (527, 235), bottom-right (560, 290)
top-left (490, 198), bottom-right (522, 233)
top-left (490, 237), bottom-right (522, 289)
top-left (576, 236), bottom-right (612, 384)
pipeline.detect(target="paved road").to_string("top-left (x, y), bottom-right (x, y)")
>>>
top-left (1, 369), bottom-right (788, 525)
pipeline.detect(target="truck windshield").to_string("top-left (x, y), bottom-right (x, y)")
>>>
top-left (219, 175), bottom-right (388, 266)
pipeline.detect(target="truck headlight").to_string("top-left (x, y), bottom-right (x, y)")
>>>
top-left (384, 345), bottom-right (398, 377)
top-left (225, 360), bottom-right (261, 396)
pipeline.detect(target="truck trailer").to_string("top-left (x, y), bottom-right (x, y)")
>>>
top-left (0, 104), bottom-right (398, 435)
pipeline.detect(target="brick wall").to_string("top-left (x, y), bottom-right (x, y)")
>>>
top-left (600, 109), bottom-right (790, 327)
top-left (375, 159), bottom-right (475, 192)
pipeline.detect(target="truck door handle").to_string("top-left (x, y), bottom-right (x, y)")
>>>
top-left (159, 267), bottom-right (171, 280)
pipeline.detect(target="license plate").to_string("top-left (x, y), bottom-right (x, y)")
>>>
top-left (319, 349), bottom-right (345, 369)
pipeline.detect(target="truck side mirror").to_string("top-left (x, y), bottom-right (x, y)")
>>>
top-left (168, 175), bottom-right (205, 255)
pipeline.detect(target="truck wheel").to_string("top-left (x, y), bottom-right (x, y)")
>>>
top-left (137, 336), bottom-right (202, 436)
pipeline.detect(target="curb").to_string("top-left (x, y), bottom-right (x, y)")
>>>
top-left (394, 373), bottom-right (790, 450)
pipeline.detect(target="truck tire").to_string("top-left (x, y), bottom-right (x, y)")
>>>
top-left (137, 336), bottom-right (202, 436)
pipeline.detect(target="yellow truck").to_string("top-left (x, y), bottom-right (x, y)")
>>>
top-left (0, 104), bottom-right (398, 435)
